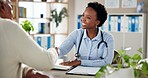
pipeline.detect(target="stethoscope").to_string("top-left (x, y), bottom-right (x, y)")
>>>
top-left (75, 29), bottom-right (108, 59)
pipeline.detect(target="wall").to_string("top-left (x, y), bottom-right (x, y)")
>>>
top-left (66, 0), bottom-right (75, 60)
top-left (73, 0), bottom-right (148, 28)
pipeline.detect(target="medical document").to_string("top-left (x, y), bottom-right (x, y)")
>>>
top-left (66, 66), bottom-right (100, 76)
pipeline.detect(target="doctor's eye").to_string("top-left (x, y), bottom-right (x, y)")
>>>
top-left (86, 16), bottom-right (91, 20)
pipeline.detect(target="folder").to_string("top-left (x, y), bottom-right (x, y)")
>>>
top-left (34, 34), bottom-right (52, 50)
top-left (117, 16), bottom-right (121, 32)
top-left (131, 16), bottom-right (135, 32)
top-left (66, 66), bottom-right (100, 76)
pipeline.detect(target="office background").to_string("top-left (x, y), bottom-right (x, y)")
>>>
top-left (12, 0), bottom-right (148, 60)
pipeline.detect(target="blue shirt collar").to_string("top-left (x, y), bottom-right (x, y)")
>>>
top-left (83, 28), bottom-right (102, 41)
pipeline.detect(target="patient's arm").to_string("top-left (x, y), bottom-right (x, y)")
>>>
top-left (22, 64), bottom-right (49, 78)
top-left (25, 69), bottom-right (49, 78)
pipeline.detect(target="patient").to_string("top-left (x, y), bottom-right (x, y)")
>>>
top-left (0, 0), bottom-right (58, 78)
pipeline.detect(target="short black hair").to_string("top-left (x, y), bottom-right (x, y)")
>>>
top-left (87, 2), bottom-right (107, 27)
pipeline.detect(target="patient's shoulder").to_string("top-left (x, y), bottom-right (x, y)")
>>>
top-left (1, 19), bottom-right (20, 28)
top-left (4, 19), bottom-right (19, 25)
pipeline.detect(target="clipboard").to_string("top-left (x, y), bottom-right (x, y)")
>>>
top-left (66, 66), bottom-right (100, 76)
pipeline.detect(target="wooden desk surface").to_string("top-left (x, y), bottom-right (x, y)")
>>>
top-left (42, 70), bottom-right (95, 78)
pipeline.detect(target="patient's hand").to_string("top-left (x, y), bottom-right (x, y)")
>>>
top-left (26, 69), bottom-right (49, 78)
top-left (60, 59), bottom-right (81, 66)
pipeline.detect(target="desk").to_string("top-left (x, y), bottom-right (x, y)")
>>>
top-left (42, 68), bottom-right (136, 78)
top-left (42, 70), bottom-right (95, 78)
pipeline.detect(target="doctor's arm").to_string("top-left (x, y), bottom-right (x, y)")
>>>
top-left (61, 35), bottom-right (114, 67)
top-left (61, 40), bottom-right (114, 67)
top-left (58, 30), bottom-right (78, 56)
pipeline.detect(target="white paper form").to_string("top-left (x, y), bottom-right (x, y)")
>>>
top-left (66, 66), bottom-right (100, 76)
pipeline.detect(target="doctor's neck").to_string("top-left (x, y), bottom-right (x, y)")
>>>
top-left (86, 28), bottom-right (98, 39)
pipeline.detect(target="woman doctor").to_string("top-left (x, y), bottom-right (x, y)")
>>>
top-left (57, 2), bottom-right (114, 67)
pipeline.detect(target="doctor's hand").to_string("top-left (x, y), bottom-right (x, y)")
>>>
top-left (60, 59), bottom-right (81, 66)
top-left (26, 69), bottom-right (49, 78)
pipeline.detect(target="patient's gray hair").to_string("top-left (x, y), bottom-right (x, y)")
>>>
top-left (0, 0), bottom-right (5, 2)
top-left (0, 0), bottom-right (9, 3)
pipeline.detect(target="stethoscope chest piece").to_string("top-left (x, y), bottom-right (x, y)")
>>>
top-left (75, 53), bottom-right (81, 59)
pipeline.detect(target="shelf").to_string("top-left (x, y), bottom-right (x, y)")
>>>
top-left (102, 13), bottom-right (146, 57)
top-left (108, 13), bottom-right (144, 15)
top-left (101, 13), bottom-right (145, 33)
top-left (18, 1), bottom-right (68, 3)
top-left (19, 17), bottom-right (50, 19)
top-left (48, 2), bottom-right (68, 4)
top-left (110, 31), bottom-right (143, 34)
top-left (13, 0), bottom-right (69, 48)
top-left (34, 33), bottom-right (68, 35)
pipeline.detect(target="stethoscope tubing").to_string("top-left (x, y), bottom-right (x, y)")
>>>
top-left (75, 29), bottom-right (108, 59)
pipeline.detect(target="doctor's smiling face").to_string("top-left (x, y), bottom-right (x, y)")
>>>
top-left (81, 2), bottom-right (107, 29)
top-left (81, 7), bottom-right (100, 29)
